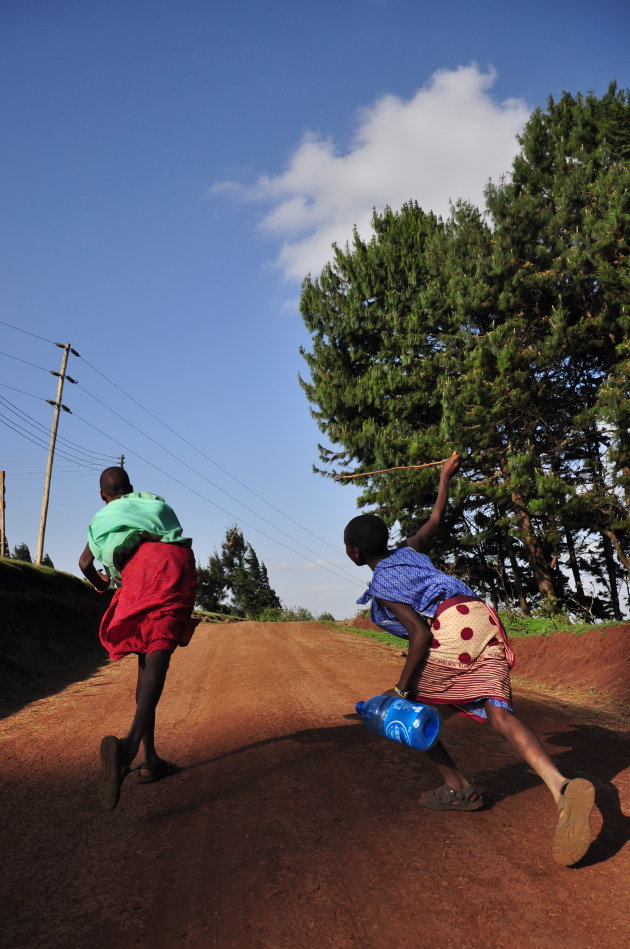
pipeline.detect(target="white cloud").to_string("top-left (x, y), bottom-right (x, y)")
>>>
top-left (210, 64), bottom-right (530, 281)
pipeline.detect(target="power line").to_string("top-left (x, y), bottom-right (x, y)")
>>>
top-left (71, 409), bottom-right (364, 590)
top-left (0, 320), bottom-right (56, 344)
top-left (76, 381), bottom-right (357, 581)
top-left (77, 355), bottom-right (348, 557)
top-left (0, 395), bottom-right (116, 463)
top-left (0, 415), bottom-right (102, 469)
top-left (0, 383), bottom-right (48, 401)
top-left (0, 350), bottom-right (51, 373)
top-left (1, 328), bottom-right (361, 589)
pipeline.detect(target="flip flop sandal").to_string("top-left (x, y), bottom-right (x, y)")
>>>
top-left (99, 735), bottom-right (129, 810)
top-left (137, 760), bottom-right (180, 784)
top-left (420, 781), bottom-right (484, 811)
top-left (552, 778), bottom-right (595, 866)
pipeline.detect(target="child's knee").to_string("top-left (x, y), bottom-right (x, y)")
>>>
top-left (485, 705), bottom-right (512, 734)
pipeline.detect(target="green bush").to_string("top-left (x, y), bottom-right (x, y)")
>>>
top-left (255, 605), bottom-right (315, 622)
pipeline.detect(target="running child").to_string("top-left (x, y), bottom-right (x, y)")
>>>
top-left (79, 467), bottom-right (198, 810)
top-left (344, 451), bottom-right (595, 866)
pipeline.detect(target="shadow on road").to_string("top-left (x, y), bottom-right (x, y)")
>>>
top-left (0, 644), bottom-right (109, 721)
top-left (173, 703), bottom-right (629, 868)
top-left (473, 707), bottom-right (630, 867)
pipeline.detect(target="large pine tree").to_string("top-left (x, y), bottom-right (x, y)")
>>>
top-left (299, 84), bottom-right (630, 617)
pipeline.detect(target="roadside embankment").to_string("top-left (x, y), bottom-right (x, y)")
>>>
top-left (0, 559), bottom-right (112, 696)
top-left (345, 614), bottom-right (629, 718)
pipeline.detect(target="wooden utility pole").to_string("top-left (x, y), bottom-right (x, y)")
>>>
top-left (35, 343), bottom-right (78, 565)
top-left (0, 470), bottom-right (5, 558)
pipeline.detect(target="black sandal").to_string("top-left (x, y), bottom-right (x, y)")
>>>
top-left (420, 781), bottom-right (484, 811)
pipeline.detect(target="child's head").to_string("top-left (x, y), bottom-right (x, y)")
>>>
top-left (344, 513), bottom-right (389, 565)
top-left (100, 466), bottom-right (133, 502)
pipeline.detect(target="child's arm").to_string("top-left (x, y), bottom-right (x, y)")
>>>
top-left (78, 543), bottom-right (110, 592)
top-left (405, 450), bottom-right (461, 554)
top-left (377, 598), bottom-right (432, 694)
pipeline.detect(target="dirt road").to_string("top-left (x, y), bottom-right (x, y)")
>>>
top-left (1, 622), bottom-right (628, 949)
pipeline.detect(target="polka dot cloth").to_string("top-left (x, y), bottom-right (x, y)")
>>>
top-left (427, 598), bottom-right (506, 668)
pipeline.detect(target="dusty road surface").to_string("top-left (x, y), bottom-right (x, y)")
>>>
top-left (1, 621), bottom-right (628, 949)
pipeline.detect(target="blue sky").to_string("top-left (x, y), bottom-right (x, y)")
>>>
top-left (1, 0), bottom-right (628, 618)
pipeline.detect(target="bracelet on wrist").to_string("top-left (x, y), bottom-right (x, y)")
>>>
top-left (394, 685), bottom-right (409, 698)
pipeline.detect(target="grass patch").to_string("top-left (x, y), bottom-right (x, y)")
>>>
top-left (194, 609), bottom-right (241, 623)
top-left (325, 612), bottom-right (626, 647)
top-left (324, 621), bottom-right (408, 649)
top-left (498, 613), bottom-right (625, 638)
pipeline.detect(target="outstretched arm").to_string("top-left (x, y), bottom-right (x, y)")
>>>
top-left (79, 543), bottom-right (110, 591)
top-left (405, 451), bottom-right (461, 554)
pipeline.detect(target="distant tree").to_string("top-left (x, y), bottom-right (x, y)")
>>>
top-left (197, 525), bottom-right (281, 618)
top-left (233, 546), bottom-right (281, 619)
top-left (1, 534), bottom-right (9, 557)
top-left (196, 554), bottom-right (228, 613)
top-left (42, 553), bottom-right (55, 568)
top-left (12, 542), bottom-right (32, 563)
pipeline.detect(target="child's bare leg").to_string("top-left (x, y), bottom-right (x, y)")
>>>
top-left (425, 740), bottom-right (477, 794)
top-left (484, 703), bottom-right (566, 802)
top-left (134, 655), bottom-right (159, 765)
top-left (119, 650), bottom-right (172, 769)
top-left (484, 701), bottom-right (595, 865)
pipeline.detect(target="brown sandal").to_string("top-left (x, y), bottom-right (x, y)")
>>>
top-left (552, 778), bottom-right (595, 866)
top-left (420, 781), bottom-right (484, 811)
top-left (98, 735), bottom-right (129, 810)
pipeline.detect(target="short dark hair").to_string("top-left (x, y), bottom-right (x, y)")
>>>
top-left (344, 514), bottom-right (389, 556)
top-left (99, 466), bottom-right (132, 497)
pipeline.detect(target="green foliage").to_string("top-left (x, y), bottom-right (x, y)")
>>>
top-left (256, 605), bottom-right (315, 622)
top-left (300, 83), bottom-right (630, 619)
top-left (12, 542), bottom-right (32, 563)
top-left (197, 526), bottom-right (281, 619)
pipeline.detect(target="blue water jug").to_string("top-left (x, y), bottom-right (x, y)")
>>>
top-left (355, 694), bottom-right (441, 751)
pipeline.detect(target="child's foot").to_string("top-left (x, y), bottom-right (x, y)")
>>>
top-left (552, 778), bottom-right (595, 866)
top-left (98, 736), bottom-right (130, 810)
top-left (420, 781), bottom-right (484, 811)
top-left (137, 759), bottom-right (180, 784)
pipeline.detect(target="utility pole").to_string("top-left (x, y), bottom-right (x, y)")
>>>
top-left (36, 342), bottom-right (79, 565)
top-left (0, 470), bottom-right (5, 558)
top-left (119, 454), bottom-right (125, 468)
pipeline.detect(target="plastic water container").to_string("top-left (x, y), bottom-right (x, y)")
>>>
top-left (355, 694), bottom-right (441, 751)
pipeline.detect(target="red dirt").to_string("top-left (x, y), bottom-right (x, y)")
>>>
top-left (0, 621), bottom-right (628, 949)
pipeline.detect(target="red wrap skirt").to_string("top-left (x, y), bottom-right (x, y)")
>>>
top-left (99, 541), bottom-right (198, 660)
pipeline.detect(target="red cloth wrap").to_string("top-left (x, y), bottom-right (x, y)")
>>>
top-left (99, 541), bottom-right (198, 660)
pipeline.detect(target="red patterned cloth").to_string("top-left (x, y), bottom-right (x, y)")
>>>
top-left (408, 595), bottom-right (515, 721)
top-left (99, 541), bottom-right (198, 660)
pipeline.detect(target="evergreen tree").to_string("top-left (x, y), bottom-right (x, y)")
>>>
top-left (197, 526), bottom-right (281, 618)
top-left (12, 542), bottom-right (32, 563)
top-left (300, 84), bottom-right (630, 616)
top-left (196, 554), bottom-right (227, 613)
top-left (42, 553), bottom-right (54, 568)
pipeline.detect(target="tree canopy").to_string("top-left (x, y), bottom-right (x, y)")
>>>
top-left (300, 85), bottom-right (630, 619)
